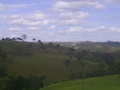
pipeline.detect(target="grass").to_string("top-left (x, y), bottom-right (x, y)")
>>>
top-left (5, 53), bottom-right (68, 84)
top-left (40, 75), bottom-right (120, 90)
top-left (5, 53), bottom-right (98, 84)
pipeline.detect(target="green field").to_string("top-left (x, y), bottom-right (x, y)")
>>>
top-left (5, 52), bottom-right (98, 84)
top-left (5, 53), bottom-right (68, 83)
top-left (40, 75), bottom-right (120, 90)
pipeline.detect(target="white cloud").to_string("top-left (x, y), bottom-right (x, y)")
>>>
top-left (106, 0), bottom-right (120, 3)
top-left (7, 3), bottom-right (37, 8)
top-left (0, 34), bottom-right (3, 36)
top-left (59, 11), bottom-right (89, 25)
top-left (67, 26), bottom-right (120, 34)
top-left (10, 34), bottom-right (17, 38)
top-left (87, 1), bottom-right (105, 9)
top-left (51, 26), bottom-right (120, 35)
top-left (8, 15), bottom-right (21, 19)
top-left (66, 27), bottom-right (83, 34)
top-left (66, 26), bottom-right (97, 34)
top-left (50, 30), bottom-right (65, 36)
top-left (0, 3), bottom-right (6, 11)
top-left (109, 26), bottom-right (120, 33)
top-left (0, 14), bottom-right (21, 20)
top-left (28, 34), bottom-right (40, 37)
top-left (60, 11), bottom-right (89, 20)
top-left (52, 1), bottom-right (105, 11)
top-left (27, 27), bottom-right (40, 30)
top-left (26, 12), bottom-right (46, 21)
top-left (8, 27), bottom-right (21, 31)
top-left (59, 0), bottom-right (98, 2)
top-left (49, 25), bottom-right (56, 30)
top-left (59, 19), bottom-right (81, 25)
top-left (0, 3), bottom-right (37, 12)
top-left (10, 17), bottom-right (56, 27)
top-left (8, 11), bottom-right (57, 27)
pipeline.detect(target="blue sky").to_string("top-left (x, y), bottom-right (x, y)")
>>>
top-left (0, 0), bottom-right (120, 42)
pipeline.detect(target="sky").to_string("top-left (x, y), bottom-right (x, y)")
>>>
top-left (0, 0), bottom-right (120, 42)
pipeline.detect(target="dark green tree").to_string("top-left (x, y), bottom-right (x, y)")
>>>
top-left (32, 38), bottom-right (36, 42)
top-left (64, 59), bottom-right (71, 68)
top-left (76, 49), bottom-right (89, 90)
top-left (0, 65), bottom-right (7, 78)
top-left (21, 34), bottom-right (27, 41)
top-left (115, 60), bottom-right (120, 83)
top-left (15, 76), bottom-right (27, 90)
top-left (98, 61), bottom-right (107, 76)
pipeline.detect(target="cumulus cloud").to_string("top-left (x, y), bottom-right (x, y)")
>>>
top-left (10, 18), bottom-right (56, 26)
top-left (0, 34), bottom-right (3, 36)
top-left (26, 12), bottom-right (46, 21)
top-left (60, 11), bottom-right (89, 20)
top-left (9, 12), bottom-right (57, 27)
top-left (66, 26), bottom-right (97, 34)
top-left (51, 26), bottom-right (120, 35)
top-left (58, 11), bottom-right (89, 25)
top-left (0, 14), bottom-right (21, 20)
top-left (109, 26), bottom-right (120, 33)
top-left (27, 27), bottom-right (40, 30)
top-left (49, 25), bottom-right (56, 30)
top-left (58, 0), bottom-right (98, 2)
top-left (59, 19), bottom-right (84, 25)
top-left (8, 15), bottom-right (21, 19)
top-left (7, 3), bottom-right (37, 8)
top-left (106, 0), bottom-right (120, 3)
top-left (0, 3), bottom-right (6, 11)
top-left (66, 27), bottom-right (83, 33)
top-left (8, 27), bottom-right (21, 31)
top-left (28, 34), bottom-right (40, 37)
top-left (0, 3), bottom-right (36, 12)
top-left (52, 0), bottom-right (105, 11)
top-left (10, 34), bottom-right (18, 38)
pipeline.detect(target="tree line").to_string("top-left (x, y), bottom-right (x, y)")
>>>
top-left (0, 75), bottom-right (45, 90)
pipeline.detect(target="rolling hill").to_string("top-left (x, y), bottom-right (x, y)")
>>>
top-left (0, 41), bottom-right (99, 84)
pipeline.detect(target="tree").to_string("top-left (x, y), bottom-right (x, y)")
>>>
top-left (69, 47), bottom-right (75, 52)
top-left (21, 34), bottom-right (27, 41)
top-left (76, 49), bottom-right (89, 90)
top-left (14, 46), bottom-right (23, 56)
top-left (115, 60), bottom-right (120, 83)
top-left (48, 42), bottom-right (54, 47)
top-left (16, 37), bottom-right (23, 41)
top-left (0, 65), bottom-right (7, 78)
top-left (0, 48), bottom-right (7, 62)
top-left (56, 44), bottom-right (60, 48)
top-left (27, 76), bottom-right (45, 90)
top-left (38, 40), bottom-right (43, 45)
top-left (64, 59), bottom-right (71, 69)
top-left (98, 61), bottom-right (107, 76)
top-left (32, 38), bottom-right (36, 42)
top-left (15, 76), bottom-right (27, 90)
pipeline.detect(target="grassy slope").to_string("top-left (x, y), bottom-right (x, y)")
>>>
top-left (5, 53), bottom-right (98, 84)
top-left (5, 53), bottom-right (68, 83)
top-left (40, 75), bottom-right (120, 90)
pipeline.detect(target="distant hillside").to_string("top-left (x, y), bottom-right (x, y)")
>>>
top-left (0, 41), bottom-right (99, 84)
top-left (54, 41), bottom-right (120, 52)
top-left (55, 41), bottom-right (120, 47)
